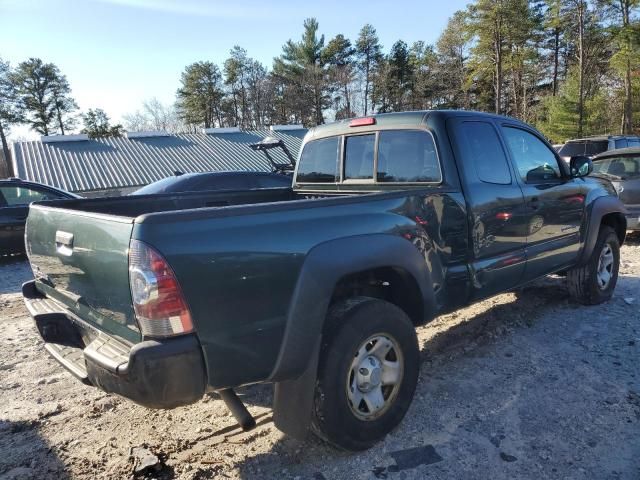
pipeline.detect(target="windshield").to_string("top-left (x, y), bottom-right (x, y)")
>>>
top-left (592, 156), bottom-right (640, 179)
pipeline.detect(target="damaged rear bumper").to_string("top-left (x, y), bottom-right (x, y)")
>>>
top-left (22, 280), bottom-right (207, 409)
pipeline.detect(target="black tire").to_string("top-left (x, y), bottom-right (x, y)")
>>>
top-left (567, 226), bottom-right (620, 305)
top-left (311, 297), bottom-right (419, 451)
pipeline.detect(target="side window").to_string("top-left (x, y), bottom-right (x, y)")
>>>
top-left (344, 134), bottom-right (375, 180)
top-left (297, 137), bottom-right (339, 183)
top-left (586, 141), bottom-right (608, 156)
top-left (0, 186), bottom-right (56, 206)
top-left (455, 121), bottom-right (511, 185)
top-left (377, 130), bottom-right (441, 183)
top-left (615, 139), bottom-right (628, 149)
top-left (502, 127), bottom-right (561, 183)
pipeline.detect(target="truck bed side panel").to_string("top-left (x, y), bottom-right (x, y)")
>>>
top-left (134, 191), bottom-right (467, 388)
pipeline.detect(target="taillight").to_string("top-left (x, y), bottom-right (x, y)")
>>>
top-left (128, 239), bottom-right (194, 337)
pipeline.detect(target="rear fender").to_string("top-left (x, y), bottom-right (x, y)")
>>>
top-left (270, 233), bottom-right (436, 438)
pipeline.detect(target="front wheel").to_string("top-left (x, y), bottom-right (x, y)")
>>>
top-left (311, 297), bottom-right (419, 451)
top-left (567, 226), bottom-right (620, 305)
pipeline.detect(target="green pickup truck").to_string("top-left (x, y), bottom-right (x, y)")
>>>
top-left (23, 111), bottom-right (627, 451)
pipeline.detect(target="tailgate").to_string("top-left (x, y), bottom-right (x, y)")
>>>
top-left (25, 205), bottom-right (139, 343)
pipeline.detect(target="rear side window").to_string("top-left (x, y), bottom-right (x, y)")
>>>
top-left (297, 137), bottom-right (339, 183)
top-left (344, 134), bottom-right (375, 180)
top-left (455, 121), bottom-right (511, 184)
top-left (377, 130), bottom-right (441, 183)
top-left (615, 139), bottom-right (628, 149)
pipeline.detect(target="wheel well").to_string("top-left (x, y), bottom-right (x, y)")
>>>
top-left (329, 267), bottom-right (424, 326)
top-left (601, 212), bottom-right (626, 245)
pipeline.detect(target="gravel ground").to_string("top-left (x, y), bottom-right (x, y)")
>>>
top-left (1, 236), bottom-right (639, 480)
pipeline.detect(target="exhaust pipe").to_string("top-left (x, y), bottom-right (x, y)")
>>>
top-left (218, 389), bottom-right (256, 431)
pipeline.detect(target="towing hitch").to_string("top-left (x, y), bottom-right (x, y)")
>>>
top-left (218, 389), bottom-right (256, 431)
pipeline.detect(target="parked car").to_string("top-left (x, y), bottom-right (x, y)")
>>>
top-left (557, 135), bottom-right (640, 162)
top-left (0, 178), bottom-right (79, 255)
top-left (23, 111), bottom-right (626, 451)
top-left (131, 171), bottom-right (292, 195)
top-left (592, 147), bottom-right (640, 230)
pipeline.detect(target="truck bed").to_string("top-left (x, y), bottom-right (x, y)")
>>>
top-left (36, 187), bottom-right (299, 219)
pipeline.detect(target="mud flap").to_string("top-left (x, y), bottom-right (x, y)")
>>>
top-left (272, 338), bottom-right (321, 439)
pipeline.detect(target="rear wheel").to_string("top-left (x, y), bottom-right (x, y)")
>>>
top-left (567, 226), bottom-right (620, 305)
top-left (311, 297), bottom-right (419, 451)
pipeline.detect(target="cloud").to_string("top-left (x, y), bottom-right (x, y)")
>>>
top-left (93, 0), bottom-right (278, 19)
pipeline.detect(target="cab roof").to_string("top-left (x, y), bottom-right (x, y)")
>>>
top-left (304, 110), bottom-right (524, 142)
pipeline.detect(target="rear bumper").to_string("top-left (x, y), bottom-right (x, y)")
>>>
top-left (22, 280), bottom-right (207, 409)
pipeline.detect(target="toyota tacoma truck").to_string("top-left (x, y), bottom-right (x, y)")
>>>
top-left (22, 111), bottom-right (627, 451)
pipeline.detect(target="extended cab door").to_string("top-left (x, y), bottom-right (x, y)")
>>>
top-left (499, 124), bottom-right (586, 280)
top-left (448, 118), bottom-right (528, 299)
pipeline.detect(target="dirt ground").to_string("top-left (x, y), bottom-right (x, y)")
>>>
top-left (1, 236), bottom-right (639, 480)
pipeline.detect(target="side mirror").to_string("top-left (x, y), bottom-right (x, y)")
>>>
top-left (570, 156), bottom-right (593, 177)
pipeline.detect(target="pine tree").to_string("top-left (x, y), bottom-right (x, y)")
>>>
top-left (176, 62), bottom-right (225, 129)
top-left (0, 58), bottom-right (23, 176)
top-left (273, 18), bottom-right (329, 126)
top-left (81, 108), bottom-right (123, 138)
top-left (355, 24), bottom-right (383, 115)
top-left (323, 34), bottom-right (357, 119)
top-left (436, 11), bottom-right (472, 109)
top-left (597, 0), bottom-right (640, 133)
top-left (12, 58), bottom-right (78, 136)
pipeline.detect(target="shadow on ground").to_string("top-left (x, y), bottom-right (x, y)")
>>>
top-left (625, 231), bottom-right (640, 245)
top-left (229, 276), bottom-right (578, 478)
top-left (0, 420), bottom-right (70, 479)
top-left (0, 256), bottom-right (32, 295)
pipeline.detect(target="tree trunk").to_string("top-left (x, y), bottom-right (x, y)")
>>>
top-left (623, 59), bottom-right (633, 133)
top-left (364, 59), bottom-right (370, 116)
top-left (0, 122), bottom-right (14, 177)
top-left (494, 28), bottom-right (503, 114)
top-left (621, 0), bottom-right (633, 134)
top-left (56, 103), bottom-right (65, 135)
top-left (552, 27), bottom-right (560, 96)
top-left (577, 0), bottom-right (585, 137)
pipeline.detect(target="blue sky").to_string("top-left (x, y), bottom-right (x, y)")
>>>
top-left (2, 0), bottom-right (469, 138)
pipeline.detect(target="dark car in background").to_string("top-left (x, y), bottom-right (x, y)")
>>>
top-left (1, 178), bottom-right (79, 255)
top-left (131, 171), bottom-right (292, 195)
top-left (592, 147), bottom-right (640, 230)
top-left (558, 135), bottom-right (640, 162)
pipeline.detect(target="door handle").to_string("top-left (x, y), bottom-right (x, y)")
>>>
top-left (55, 231), bottom-right (74, 256)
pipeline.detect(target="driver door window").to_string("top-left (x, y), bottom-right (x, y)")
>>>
top-left (502, 127), bottom-right (561, 183)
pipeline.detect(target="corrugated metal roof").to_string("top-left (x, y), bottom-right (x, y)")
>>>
top-left (12, 129), bottom-right (306, 193)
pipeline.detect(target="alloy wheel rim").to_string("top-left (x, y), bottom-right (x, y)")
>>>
top-left (596, 243), bottom-right (614, 290)
top-left (346, 334), bottom-right (404, 421)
